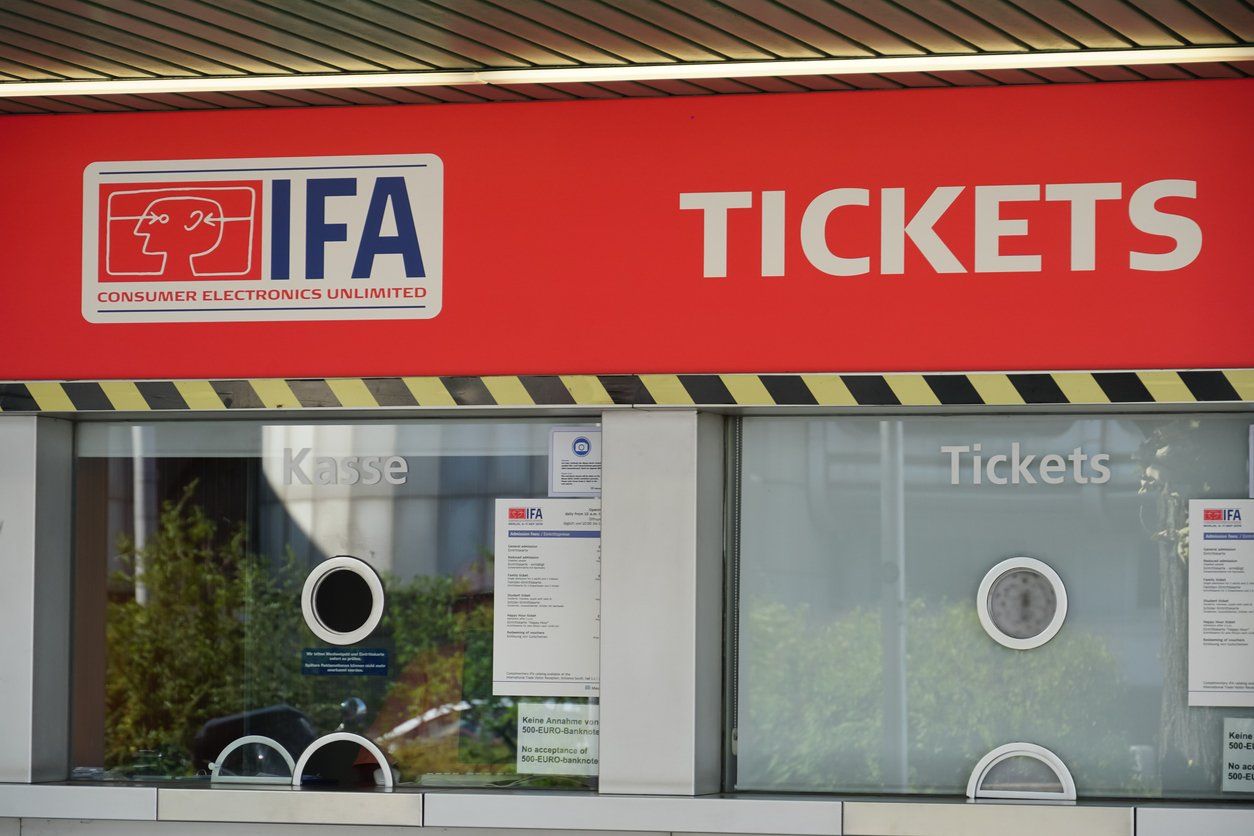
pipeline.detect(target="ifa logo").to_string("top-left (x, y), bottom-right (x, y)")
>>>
top-left (1204, 508), bottom-right (1243, 522)
top-left (509, 507), bottom-right (544, 521)
top-left (82, 155), bottom-right (443, 323)
top-left (100, 181), bottom-right (261, 281)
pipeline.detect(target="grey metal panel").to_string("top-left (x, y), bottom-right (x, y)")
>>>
top-left (0, 36), bottom-right (109, 80)
top-left (0, 98), bottom-right (50, 113)
top-left (0, 418), bottom-right (73, 784)
top-left (1189, 0), bottom-right (1254, 40)
top-left (241, 0), bottom-right (482, 69)
top-left (838, 73), bottom-right (906, 89)
top-left (22, 96), bottom-right (114, 114)
top-left (1068, 0), bottom-right (1186, 46)
top-left (1081, 64), bottom-right (1149, 80)
top-left (0, 2), bottom-right (1250, 113)
top-left (1003, 0), bottom-right (1134, 48)
top-left (362, 86), bottom-right (453, 104)
top-left (1184, 60), bottom-right (1245, 76)
top-left (678, 76), bottom-right (764, 93)
top-left (876, 70), bottom-right (951, 87)
top-left (495, 82), bottom-right (578, 100)
top-left (156, 0), bottom-right (397, 72)
top-left (891, 0), bottom-right (1033, 51)
top-left (0, 784), bottom-right (156, 821)
top-left (830, 0), bottom-right (980, 53)
top-left (0, 21), bottom-right (154, 79)
top-left (156, 787), bottom-right (421, 826)
top-left (778, 74), bottom-right (858, 90)
top-left (1030, 65), bottom-right (1100, 82)
top-left (736, 74), bottom-right (811, 92)
top-left (924, 69), bottom-right (999, 86)
top-left (945, 0), bottom-right (1086, 50)
top-left (28, 419), bottom-right (74, 783)
top-left (1128, 0), bottom-right (1238, 43)
top-left (632, 77), bottom-right (718, 94)
top-left (128, 92), bottom-right (228, 110)
top-left (435, 84), bottom-right (531, 102)
top-left (34, 0), bottom-right (295, 76)
top-left (414, 0), bottom-right (620, 65)
top-left (678, 0), bottom-right (873, 57)
top-left (312, 0), bottom-right (527, 68)
top-left (481, 0), bottom-right (678, 63)
top-left (422, 793), bottom-right (842, 834)
top-left (600, 0), bottom-right (778, 60)
top-left (591, 79), bottom-right (674, 96)
top-left (22, 823), bottom-right (657, 836)
top-left (87, 0), bottom-right (338, 74)
top-left (598, 410), bottom-right (724, 797)
top-left (772, 1), bottom-right (926, 55)
top-left (311, 86), bottom-right (406, 105)
top-left (0, 5), bottom-right (198, 78)
top-left (545, 80), bottom-right (626, 98)
top-left (843, 800), bottom-right (1132, 836)
top-left (1135, 806), bottom-right (1254, 836)
top-left (5, 0), bottom-right (249, 75)
top-left (543, 0), bottom-right (727, 61)
top-left (1128, 62), bottom-right (1197, 78)
top-left (0, 57), bottom-right (61, 82)
top-left (973, 67), bottom-right (1047, 83)
top-left (41, 95), bottom-right (150, 113)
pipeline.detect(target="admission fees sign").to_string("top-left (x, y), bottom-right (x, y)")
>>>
top-left (0, 79), bottom-right (1251, 379)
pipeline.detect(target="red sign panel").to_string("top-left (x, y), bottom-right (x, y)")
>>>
top-left (0, 79), bottom-right (1250, 380)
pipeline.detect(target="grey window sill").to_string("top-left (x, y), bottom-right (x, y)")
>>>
top-left (1, 783), bottom-right (1251, 835)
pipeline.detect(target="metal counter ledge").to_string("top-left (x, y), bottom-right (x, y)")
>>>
top-left (1, 783), bottom-right (1252, 835)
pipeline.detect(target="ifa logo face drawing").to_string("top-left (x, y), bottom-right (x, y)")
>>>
top-left (101, 182), bottom-right (261, 281)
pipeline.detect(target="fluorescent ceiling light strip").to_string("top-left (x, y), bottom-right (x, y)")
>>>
top-left (1, 46), bottom-right (1250, 99)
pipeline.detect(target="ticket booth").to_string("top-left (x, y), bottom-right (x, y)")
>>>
top-left (0, 62), bottom-right (1252, 836)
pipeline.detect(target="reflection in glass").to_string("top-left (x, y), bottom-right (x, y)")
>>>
top-left (732, 414), bottom-right (1254, 800)
top-left (210, 735), bottom-right (294, 784)
top-left (981, 755), bottom-right (1064, 795)
top-left (71, 420), bottom-right (598, 789)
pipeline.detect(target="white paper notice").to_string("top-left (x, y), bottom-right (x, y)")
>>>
top-left (549, 426), bottom-right (601, 497)
top-left (1189, 499), bottom-right (1254, 707)
top-left (1223, 717), bottom-right (1254, 792)
top-left (493, 498), bottom-right (600, 697)
top-left (516, 702), bottom-right (599, 776)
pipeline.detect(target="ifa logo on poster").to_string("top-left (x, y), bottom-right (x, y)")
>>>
top-left (82, 154), bottom-right (443, 323)
top-left (1205, 508), bottom-right (1243, 522)
top-left (101, 182), bottom-right (261, 281)
top-left (509, 507), bottom-right (544, 521)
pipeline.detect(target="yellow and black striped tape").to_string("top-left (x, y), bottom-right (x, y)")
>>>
top-left (0, 370), bottom-right (1250, 413)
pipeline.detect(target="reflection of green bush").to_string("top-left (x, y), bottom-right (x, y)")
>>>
top-left (105, 487), bottom-right (584, 784)
top-left (106, 486), bottom-right (308, 772)
top-left (739, 599), bottom-right (1130, 793)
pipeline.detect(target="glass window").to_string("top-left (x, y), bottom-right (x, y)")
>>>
top-left (71, 419), bottom-right (598, 790)
top-left (729, 413), bottom-right (1254, 800)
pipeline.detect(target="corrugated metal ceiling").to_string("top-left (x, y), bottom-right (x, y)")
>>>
top-left (0, 0), bottom-right (1250, 113)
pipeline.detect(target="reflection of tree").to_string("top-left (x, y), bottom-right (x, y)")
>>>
top-left (1135, 418), bottom-right (1227, 791)
top-left (739, 600), bottom-right (1128, 793)
top-left (105, 486), bottom-right (588, 786)
top-left (107, 485), bottom-right (308, 772)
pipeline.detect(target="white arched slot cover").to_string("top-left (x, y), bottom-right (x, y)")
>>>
top-left (209, 735), bottom-right (296, 785)
top-left (291, 731), bottom-right (394, 789)
top-left (966, 742), bottom-right (1076, 802)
